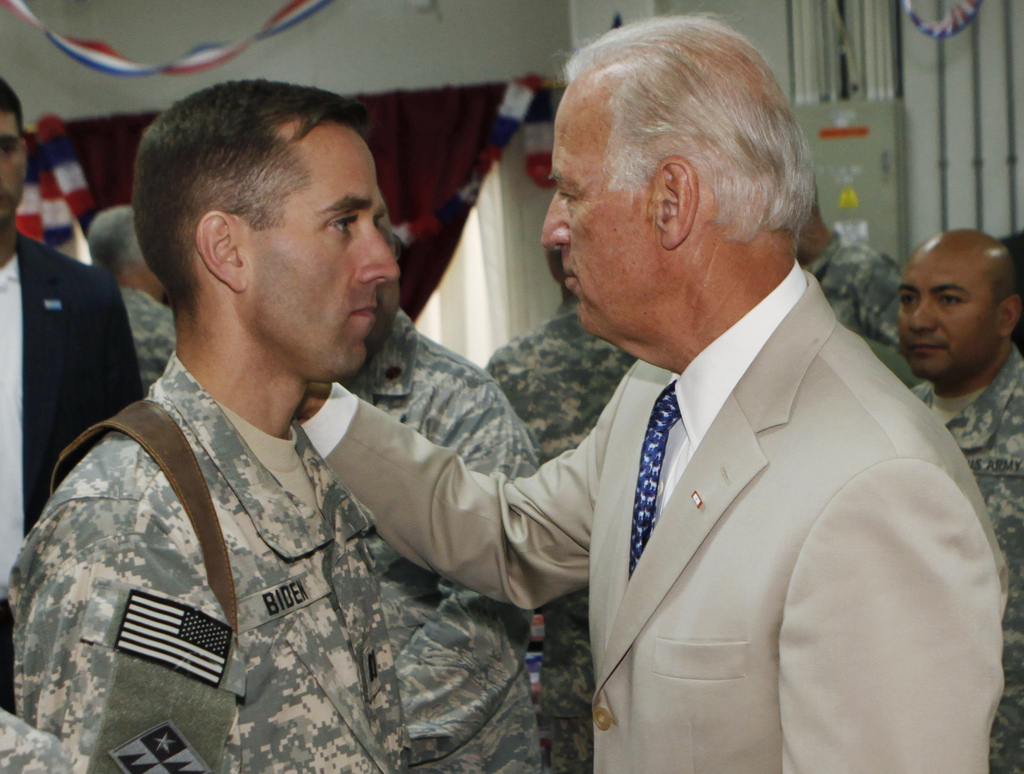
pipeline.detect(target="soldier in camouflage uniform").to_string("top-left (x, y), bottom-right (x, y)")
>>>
top-left (118, 287), bottom-right (175, 391)
top-left (798, 202), bottom-right (901, 347)
top-left (88, 206), bottom-right (175, 392)
top-left (487, 286), bottom-right (634, 774)
top-left (0, 707), bottom-right (72, 773)
top-left (342, 277), bottom-right (541, 774)
top-left (898, 229), bottom-right (1024, 774)
top-left (11, 80), bottom-right (408, 773)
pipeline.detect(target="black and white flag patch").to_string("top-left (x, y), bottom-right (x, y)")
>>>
top-left (109, 720), bottom-right (212, 774)
top-left (114, 590), bottom-right (231, 687)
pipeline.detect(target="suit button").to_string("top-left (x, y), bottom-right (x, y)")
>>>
top-left (593, 706), bottom-right (613, 731)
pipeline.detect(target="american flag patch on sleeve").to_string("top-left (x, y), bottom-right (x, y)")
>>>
top-left (114, 590), bottom-right (232, 687)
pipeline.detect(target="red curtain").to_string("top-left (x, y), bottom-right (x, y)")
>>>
top-left (63, 83), bottom-right (506, 318)
top-left (358, 83), bottom-right (506, 318)
top-left (65, 113), bottom-right (158, 212)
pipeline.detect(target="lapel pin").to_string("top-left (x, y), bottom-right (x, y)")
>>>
top-left (44, 298), bottom-right (62, 311)
top-left (691, 491), bottom-right (703, 508)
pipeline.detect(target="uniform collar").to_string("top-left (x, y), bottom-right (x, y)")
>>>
top-left (925, 346), bottom-right (1024, 451)
top-left (347, 309), bottom-right (419, 401)
top-left (151, 356), bottom-right (369, 558)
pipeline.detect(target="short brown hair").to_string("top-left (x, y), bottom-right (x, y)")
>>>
top-left (132, 79), bottom-right (368, 314)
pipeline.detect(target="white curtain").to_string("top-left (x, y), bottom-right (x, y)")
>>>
top-left (417, 164), bottom-right (513, 367)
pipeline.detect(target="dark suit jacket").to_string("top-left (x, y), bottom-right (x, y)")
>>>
top-left (18, 233), bottom-right (142, 532)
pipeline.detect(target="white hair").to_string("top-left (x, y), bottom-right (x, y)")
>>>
top-left (565, 14), bottom-right (814, 242)
top-left (87, 205), bottom-right (144, 278)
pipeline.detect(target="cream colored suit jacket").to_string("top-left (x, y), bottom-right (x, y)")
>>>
top-left (328, 279), bottom-right (1006, 774)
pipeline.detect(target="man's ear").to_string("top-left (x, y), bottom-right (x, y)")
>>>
top-left (194, 211), bottom-right (249, 293)
top-left (651, 156), bottom-right (699, 251)
top-left (998, 294), bottom-right (1022, 337)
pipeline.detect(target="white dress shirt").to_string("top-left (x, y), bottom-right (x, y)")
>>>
top-left (305, 261), bottom-right (808, 532)
top-left (0, 254), bottom-right (23, 600)
top-left (655, 261), bottom-right (806, 523)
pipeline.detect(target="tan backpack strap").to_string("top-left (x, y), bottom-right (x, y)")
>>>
top-left (52, 400), bottom-right (238, 632)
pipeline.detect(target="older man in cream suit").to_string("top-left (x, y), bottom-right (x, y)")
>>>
top-left (306, 15), bottom-right (1006, 774)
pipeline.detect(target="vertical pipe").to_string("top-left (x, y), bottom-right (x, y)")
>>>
top-left (872, 0), bottom-right (880, 100)
top-left (971, 15), bottom-right (984, 230)
top-left (787, 0), bottom-right (798, 101)
top-left (881, 0), bottom-right (893, 100)
top-left (1006, 0), bottom-right (1019, 233)
top-left (820, 0), bottom-right (831, 100)
top-left (937, 0), bottom-right (949, 231)
top-left (801, 0), bottom-right (814, 104)
top-left (811, 0), bottom-right (823, 102)
top-left (891, 0), bottom-right (904, 97)
top-left (867, 0), bottom-right (878, 100)
top-left (857, 0), bottom-right (868, 100)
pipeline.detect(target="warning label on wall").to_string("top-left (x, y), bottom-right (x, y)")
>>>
top-left (839, 186), bottom-right (860, 209)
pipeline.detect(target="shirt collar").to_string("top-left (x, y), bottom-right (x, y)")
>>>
top-left (0, 252), bottom-right (19, 289)
top-left (674, 261), bottom-right (806, 452)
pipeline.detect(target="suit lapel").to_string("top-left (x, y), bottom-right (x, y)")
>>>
top-left (595, 395), bottom-right (766, 688)
top-left (19, 237), bottom-right (67, 507)
top-left (592, 275), bottom-right (837, 690)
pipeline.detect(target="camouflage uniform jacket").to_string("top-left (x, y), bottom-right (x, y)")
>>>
top-left (120, 287), bottom-right (175, 394)
top-left (11, 356), bottom-right (408, 774)
top-left (914, 347), bottom-right (1024, 774)
top-left (0, 708), bottom-right (72, 774)
top-left (348, 310), bottom-right (540, 773)
top-left (487, 301), bottom-right (634, 718)
top-left (805, 234), bottom-right (901, 347)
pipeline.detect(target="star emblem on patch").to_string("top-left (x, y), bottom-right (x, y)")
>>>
top-left (109, 721), bottom-right (212, 774)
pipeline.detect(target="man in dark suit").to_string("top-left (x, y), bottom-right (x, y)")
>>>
top-left (0, 77), bottom-right (141, 712)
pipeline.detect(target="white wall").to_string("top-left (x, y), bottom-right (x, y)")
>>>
top-left (0, 0), bottom-right (571, 121)
top-left (902, 0), bottom-right (1024, 246)
top-left (571, 0), bottom-right (655, 44)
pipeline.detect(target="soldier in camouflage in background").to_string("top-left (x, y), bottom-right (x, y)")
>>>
top-left (336, 276), bottom-right (541, 774)
top-left (0, 708), bottom-right (72, 773)
top-left (11, 80), bottom-right (409, 773)
top-left (797, 200), bottom-right (902, 348)
top-left (88, 205), bottom-right (176, 393)
top-left (898, 229), bottom-right (1024, 774)
top-left (486, 250), bottom-right (634, 774)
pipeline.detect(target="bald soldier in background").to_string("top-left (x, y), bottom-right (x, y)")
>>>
top-left (899, 229), bottom-right (1024, 774)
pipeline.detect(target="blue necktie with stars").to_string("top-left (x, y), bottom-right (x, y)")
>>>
top-left (629, 381), bottom-right (681, 576)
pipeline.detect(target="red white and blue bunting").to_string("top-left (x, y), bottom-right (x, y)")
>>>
top-left (16, 116), bottom-right (96, 245)
top-left (391, 75), bottom-right (550, 248)
top-left (0, 0), bottom-right (336, 76)
top-left (899, 0), bottom-right (984, 40)
top-left (11, 74), bottom-right (554, 247)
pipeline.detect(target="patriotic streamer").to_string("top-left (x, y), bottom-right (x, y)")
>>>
top-left (15, 136), bottom-right (44, 242)
top-left (392, 75), bottom-right (546, 248)
top-left (0, 0), bottom-right (336, 77)
top-left (899, 0), bottom-right (984, 39)
top-left (15, 116), bottom-right (96, 245)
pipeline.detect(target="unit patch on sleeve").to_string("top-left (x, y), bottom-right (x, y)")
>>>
top-left (109, 720), bottom-right (212, 774)
top-left (114, 590), bottom-right (232, 687)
